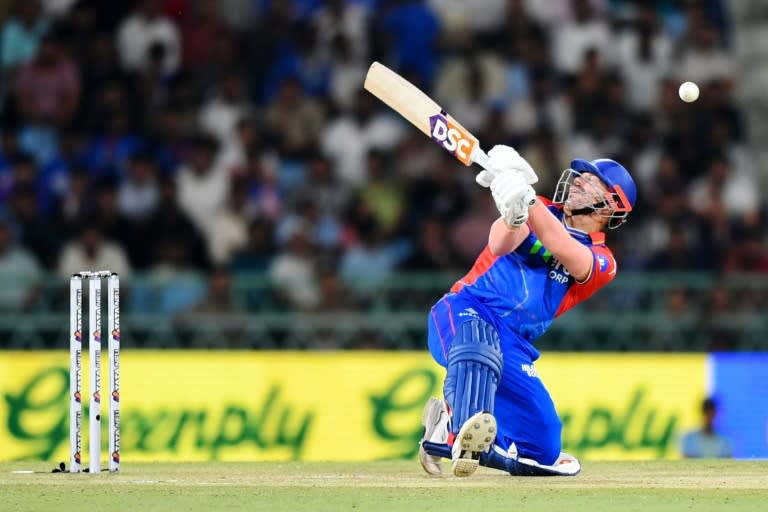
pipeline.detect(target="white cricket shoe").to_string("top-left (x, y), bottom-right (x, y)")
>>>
top-left (451, 411), bottom-right (496, 477)
top-left (418, 397), bottom-right (449, 476)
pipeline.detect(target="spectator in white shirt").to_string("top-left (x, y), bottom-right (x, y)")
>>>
top-left (313, 0), bottom-right (369, 64)
top-left (615, 5), bottom-right (674, 112)
top-left (688, 155), bottom-right (759, 224)
top-left (0, 220), bottom-right (42, 312)
top-left (118, 153), bottom-right (160, 221)
top-left (268, 226), bottom-right (320, 311)
top-left (327, 35), bottom-right (367, 112)
top-left (175, 135), bottom-right (230, 238)
top-left (321, 89), bottom-right (404, 189)
top-left (677, 20), bottom-right (733, 86)
top-left (198, 73), bottom-right (253, 154)
top-left (57, 223), bottom-right (131, 279)
top-left (552, 0), bottom-right (613, 76)
top-left (207, 184), bottom-right (250, 266)
top-left (116, 0), bottom-right (181, 75)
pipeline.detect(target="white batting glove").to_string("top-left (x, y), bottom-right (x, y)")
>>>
top-left (475, 169), bottom-right (496, 188)
top-left (490, 172), bottom-right (537, 227)
top-left (475, 145), bottom-right (539, 188)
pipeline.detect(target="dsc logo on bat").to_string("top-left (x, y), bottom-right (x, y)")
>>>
top-left (429, 112), bottom-right (477, 165)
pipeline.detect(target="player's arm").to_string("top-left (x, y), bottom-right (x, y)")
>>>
top-left (481, 143), bottom-right (594, 280)
top-left (488, 217), bottom-right (529, 255)
top-left (527, 200), bottom-right (594, 281)
top-left (486, 171), bottom-right (535, 256)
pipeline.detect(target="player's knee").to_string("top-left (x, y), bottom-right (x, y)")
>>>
top-left (447, 319), bottom-right (503, 375)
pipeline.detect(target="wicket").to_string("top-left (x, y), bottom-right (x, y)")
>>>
top-left (69, 271), bottom-right (120, 473)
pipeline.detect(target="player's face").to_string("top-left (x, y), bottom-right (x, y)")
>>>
top-left (566, 172), bottom-right (609, 210)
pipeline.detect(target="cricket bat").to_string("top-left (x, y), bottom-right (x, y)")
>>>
top-left (364, 61), bottom-right (494, 172)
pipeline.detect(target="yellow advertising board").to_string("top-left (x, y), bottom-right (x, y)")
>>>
top-left (540, 353), bottom-right (706, 460)
top-left (0, 352), bottom-right (705, 463)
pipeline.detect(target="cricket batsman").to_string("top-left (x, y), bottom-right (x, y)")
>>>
top-left (418, 145), bottom-right (637, 477)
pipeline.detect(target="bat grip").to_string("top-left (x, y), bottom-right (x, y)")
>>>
top-left (470, 147), bottom-right (497, 176)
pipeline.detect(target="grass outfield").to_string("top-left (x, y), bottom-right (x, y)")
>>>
top-left (2, 460), bottom-right (767, 512)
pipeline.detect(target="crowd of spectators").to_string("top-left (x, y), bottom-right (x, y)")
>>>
top-left (0, 0), bottom-right (765, 348)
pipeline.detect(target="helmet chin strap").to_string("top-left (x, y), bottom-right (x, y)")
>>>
top-left (566, 203), bottom-right (606, 217)
top-left (569, 207), bottom-right (596, 216)
top-left (563, 203), bottom-right (608, 230)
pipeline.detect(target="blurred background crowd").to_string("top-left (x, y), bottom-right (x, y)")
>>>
top-left (0, 0), bottom-right (766, 350)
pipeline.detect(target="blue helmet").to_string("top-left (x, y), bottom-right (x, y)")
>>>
top-left (568, 158), bottom-right (637, 228)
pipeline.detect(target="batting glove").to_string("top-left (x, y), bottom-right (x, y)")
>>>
top-left (475, 145), bottom-right (539, 188)
top-left (490, 172), bottom-right (537, 227)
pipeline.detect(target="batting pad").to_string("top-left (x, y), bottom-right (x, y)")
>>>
top-left (443, 319), bottom-right (503, 435)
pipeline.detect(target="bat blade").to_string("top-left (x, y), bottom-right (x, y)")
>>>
top-left (364, 61), bottom-right (482, 167)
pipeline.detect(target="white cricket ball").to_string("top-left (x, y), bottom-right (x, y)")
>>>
top-left (678, 81), bottom-right (699, 103)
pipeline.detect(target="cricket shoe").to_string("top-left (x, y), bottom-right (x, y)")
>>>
top-left (418, 397), bottom-right (450, 476)
top-left (451, 411), bottom-right (496, 477)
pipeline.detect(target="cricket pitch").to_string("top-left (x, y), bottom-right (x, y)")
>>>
top-left (2, 460), bottom-right (766, 511)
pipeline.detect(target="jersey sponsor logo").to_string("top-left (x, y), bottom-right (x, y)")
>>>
top-left (530, 238), bottom-right (573, 284)
top-left (549, 258), bottom-right (571, 285)
top-left (529, 239), bottom-right (552, 262)
top-left (597, 255), bottom-right (608, 272)
top-left (429, 112), bottom-right (476, 165)
top-left (520, 364), bottom-right (539, 378)
top-left (458, 308), bottom-right (479, 319)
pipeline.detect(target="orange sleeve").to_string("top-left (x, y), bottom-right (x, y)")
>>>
top-left (555, 245), bottom-right (617, 317)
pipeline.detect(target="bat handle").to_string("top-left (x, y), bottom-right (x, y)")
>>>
top-left (471, 146), bottom-right (539, 186)
top-left (470, 147), bottom-right (497, 177)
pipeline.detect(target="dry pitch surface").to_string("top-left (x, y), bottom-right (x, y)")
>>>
top-left (2, 460), bottom-right (767, 512)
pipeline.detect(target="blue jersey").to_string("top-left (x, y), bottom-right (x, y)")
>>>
top-left (445, 201), bottom-right (617, 343)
